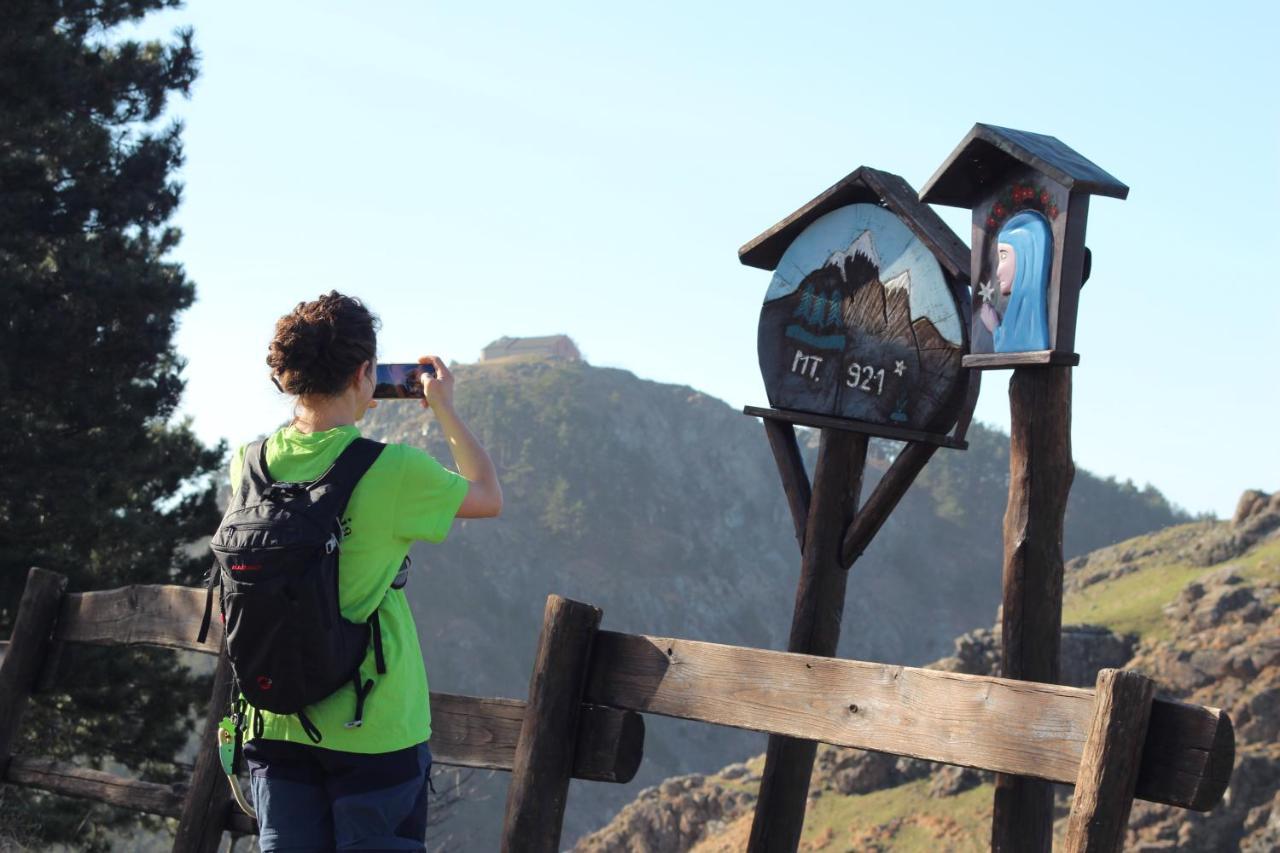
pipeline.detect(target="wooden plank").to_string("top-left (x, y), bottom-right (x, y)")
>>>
top-left (501, 595), bottom-right (602, 853)
top-left (761, 419), bottom-right (811, 552)
top-left (994, 365), bottom-right (1075, 853)
top-left (0, 568), bottom-right (67, 777)
top-left (840, 440), bottom-right (939, 566)
top-left (1052, 194), bottom-right (1091, 355)
top-left (738, 167), bottom-right (885, 271)
top-left (54, 584), bottom-right (223, 656)
top-left (583, 631), bottom-right (1231, 811)
top-left (1136, 699), bottom-right (1233, 811)
top-left (749, 430), bottom-right (867, 852)
top-left (45, 583), bottom-right (636, 780)
top-left (6, 756), bottom-right (185, 816)
top-left (857, 167), bottom-right (970, 280)
top-left (3, 755), bottom-right (256, 836)
top-left (920, 124), bottom-right (1129, 208)
top-left (174, 652), bottom-right (236, 853)
top-left (962, 351), bottom-right (1080, 369)
top-left (738, 167), bottom-right (969, 280)
top-left (952, 364), bottom-right (982, 441)
top-left (744, 406), bottom-right (965, 450)
top-left (430, 693), bottom-right (643, 783)
top-left (567, 701), bottom-right (645, 785)
top-left (1063, 669), bottom-right (1156, 853)
top-left (4, 694), bottom-right (643, 841)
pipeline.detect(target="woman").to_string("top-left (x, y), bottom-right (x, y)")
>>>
top-left (990, 210), bottom-right (1053, 353)
top-left (235, 291), bottom-right (502, 851)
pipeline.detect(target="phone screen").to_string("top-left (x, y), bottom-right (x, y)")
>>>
top-left (374, 363), bottom-right (435, 399)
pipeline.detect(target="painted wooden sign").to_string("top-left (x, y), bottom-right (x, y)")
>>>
top-left (921, 124), bottom-right (1128, 369)
top-left (740, 167), bottom-right (973, 444)
top-left (758, 203), bottom-right (964, 432)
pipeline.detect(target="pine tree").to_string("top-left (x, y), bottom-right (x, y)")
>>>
top-left (0, 2), bottom-right (224, 847)
top-left (794, 286), bottom-right (813, 319)
top-left (808, 291), bottom-right (827, 326)
top-left (825, 293), bottom-right (842, 328)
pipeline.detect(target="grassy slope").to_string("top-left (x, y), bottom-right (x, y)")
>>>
top-left (1063, 526), bottom-right (1279, 641)
top-left (690, 778), bottom-right (995, 853)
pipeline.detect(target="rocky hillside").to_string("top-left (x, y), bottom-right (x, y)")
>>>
top-left (351, 357), bottom-right (1188, 850)
top-left (575, 490), bottom-right (1280, 852)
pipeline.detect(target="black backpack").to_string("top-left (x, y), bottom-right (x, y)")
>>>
top-left (197, 437), bottom-right (392, 743)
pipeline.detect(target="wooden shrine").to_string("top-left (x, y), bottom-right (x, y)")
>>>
top-left (920, 123), bottom-right (1128, 369)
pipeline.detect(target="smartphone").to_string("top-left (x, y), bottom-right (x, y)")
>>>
top-left (374, 362), bottom-right (437, 399)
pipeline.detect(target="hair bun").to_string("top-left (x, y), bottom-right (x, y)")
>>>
top-left (266, 291), bottom-right (380, 397)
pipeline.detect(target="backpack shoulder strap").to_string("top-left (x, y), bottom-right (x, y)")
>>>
top-left (311, 437), bottom-right (385, 516)
top-left (239, 440), bottom-right (275, 499)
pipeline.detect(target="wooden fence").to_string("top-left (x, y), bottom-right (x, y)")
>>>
top-left (1, 567), bottom-right (1233, 852)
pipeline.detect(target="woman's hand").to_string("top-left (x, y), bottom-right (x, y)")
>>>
top-left (416, 356), bottom-right (503, 517)
top-left (979, 301), bottom-right (1000, 334)
top-left (418, 355), bottom-right (453, 410)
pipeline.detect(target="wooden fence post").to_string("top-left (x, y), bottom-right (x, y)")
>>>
top-left (993, 366), bottom-right (1074, 853)
top-left (1062, 669), bottom-right (1156, 853)
top-left (748, 429), bottom-right (868, 852)
top-left (174, 651), bottom-right (238, 853)
top-left (0, 568), bottom-right (67, 777)
top-left (501, 595), bottom-right (602, 853)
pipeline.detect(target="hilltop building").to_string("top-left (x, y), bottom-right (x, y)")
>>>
top-left (480, 335), bottom-right (582, 363)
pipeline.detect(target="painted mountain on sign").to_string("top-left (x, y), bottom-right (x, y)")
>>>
top-left (757, 204), bottom-right (966, 434)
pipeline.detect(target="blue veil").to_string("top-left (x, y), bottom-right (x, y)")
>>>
top-left (993, 210), bottom-right (1053, 352)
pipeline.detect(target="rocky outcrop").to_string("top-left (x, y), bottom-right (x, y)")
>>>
top-left (815, 748), bottom-right (931, 796)
top-left (573, 774), bottom-right (756, 853)
top-left (930, 622), bottom-right (1136, 687)
top-left (1122, 561), bottom-right (1280, 850)
top-left (1182, 488), bottom-right (1280, 566)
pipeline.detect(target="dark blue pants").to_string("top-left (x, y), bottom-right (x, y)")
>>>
top-left (244, 739), bottom-right (433, 852)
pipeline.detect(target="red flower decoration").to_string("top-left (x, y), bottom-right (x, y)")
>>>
top-left (988, 181), bottom-right (1056, 231)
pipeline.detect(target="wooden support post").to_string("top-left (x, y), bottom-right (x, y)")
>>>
top-left (748, 429), bottom-right (868, 853)
top-left (0, 568), bottom-right (67, 777)
top-left (763, 419), bottom-right (811, 552)
top-left (840, 440), bottom-right (938, 566)
top-left (992, 366), bottom-right (1074, 853)
top-left (174, 652), bottom-right (238, 853)
top-left (501, 595), bottom-right (602, 853)
top-left (1063, 669), bottom-right (1156, 853)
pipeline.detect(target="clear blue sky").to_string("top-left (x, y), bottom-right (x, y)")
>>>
top-left (133, 1), bottom-right (1277, 519)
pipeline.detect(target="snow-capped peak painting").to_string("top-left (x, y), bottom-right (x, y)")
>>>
top-left (757, 203), bottom-right (966, 434)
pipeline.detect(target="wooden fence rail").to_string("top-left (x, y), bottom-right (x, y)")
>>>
top-left (2, 571), bottom-right (1234, 853)
top-left (0, 573), bottom-right (644, 851)
top-left (2, 694), bottom-right (642, 830)
top-left (584, 630), bottom-right (1232, 812)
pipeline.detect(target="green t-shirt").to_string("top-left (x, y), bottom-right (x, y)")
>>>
top-left (229, 424), bottom-right (467, 753)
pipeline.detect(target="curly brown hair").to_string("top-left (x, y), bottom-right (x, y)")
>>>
top-left (267, 291), bottom-right (380, 396)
